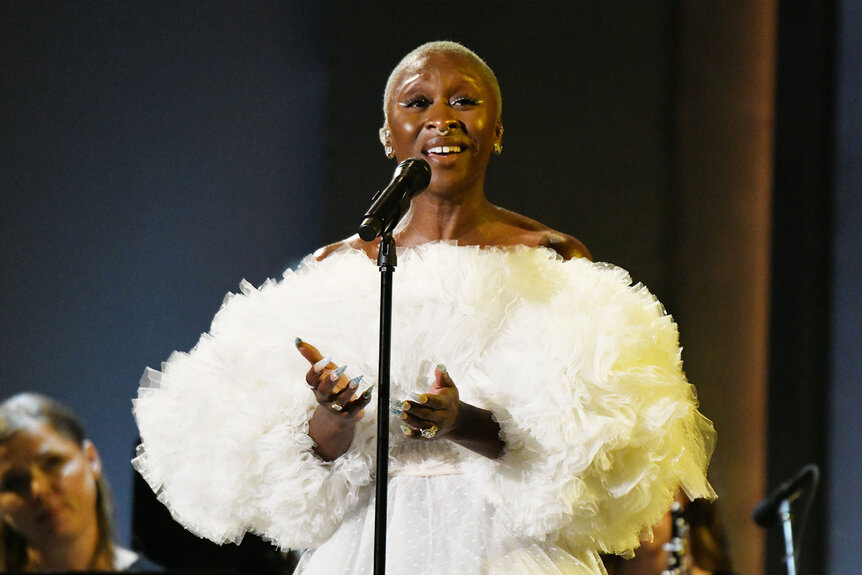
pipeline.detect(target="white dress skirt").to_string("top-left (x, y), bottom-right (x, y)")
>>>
top-left (133, 243), bottom-right (716, 575)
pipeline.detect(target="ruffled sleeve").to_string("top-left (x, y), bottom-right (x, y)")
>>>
top-left (458, 255), bottom-right (715, 556)
top-left (133, 244), bottom-right (714, 556)
top-left (133, 251), bottom-right (382, 549)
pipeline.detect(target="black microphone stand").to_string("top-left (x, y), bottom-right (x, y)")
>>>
top-left (373, 232), bottom-right (396, 575)
top-left (358, 157), bottom-right (430, 575)
top-left (752, 463), bottom-right (819, 575)
top-left (778, 498), bottom-right (797, 575)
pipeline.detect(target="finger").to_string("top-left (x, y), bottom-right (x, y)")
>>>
top-left (397, 417), bottom-right (438, 440)
top-left (296, 339), bottom-right (338, 390)
top-left (398, 412), bottom-right (435, 431)
top-left (325, 365), bottom-right (348, 393)
top-left (403, 388), bottom-right (454, 412)
top-left (340, 385), bottom-right (374, 415)
top-left (394, 399), bottom-right (436, 419)
top-left (327, 385), bottom-right (372, 417)
top-left (295, 338), bottom-right (323, 364)
top-left (306, 358), bottom-right (336, 389)
top-left (390, 400), bottom-right (435, 428)
top-left (328, 372), bottom-right (360, 406)
top-left (313, 364), bottom-right (348, 400)
top-left (430, 364), bottom-right (454, 391)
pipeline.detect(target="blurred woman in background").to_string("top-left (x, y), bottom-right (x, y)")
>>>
top-left (0, 392), bottom-right (160, 572)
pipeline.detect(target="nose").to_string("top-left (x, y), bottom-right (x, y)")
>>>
top-left (425, 102), bottom-right (461, 134)
top-left (426, 118), bottom-right (460, 135)
top-left (28, 469), bottom-right (50, 498)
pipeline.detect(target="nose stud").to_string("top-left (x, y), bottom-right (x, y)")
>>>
top-left (436, 127), bottom-right (450, 136)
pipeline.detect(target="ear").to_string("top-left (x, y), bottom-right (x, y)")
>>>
top-left (379, 124), bottom-right (391, 146)
top-left (82, 439), bottom-right (102, 479)
top-left (379, 124), bottom-right (396, 159)
top-left (494, 122), bottom-right (504, 145)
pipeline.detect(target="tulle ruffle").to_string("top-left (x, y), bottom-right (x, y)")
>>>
top-left (133, 243), bottom-right (714, 565)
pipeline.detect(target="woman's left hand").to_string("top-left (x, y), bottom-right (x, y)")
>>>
top-left (393, 365), bottom-right (458, 440)
top-left (394, 364), bottom-right (505, 459)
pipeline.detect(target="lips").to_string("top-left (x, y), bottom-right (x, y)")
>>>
top-left (426, 145), bottom-right (462, 155)
top-left (35, 506), bottom-right (57, 524)
top-left (422, 138), bottom-right (468, 157)
top-left (33, 500), bottom-right (66, 527)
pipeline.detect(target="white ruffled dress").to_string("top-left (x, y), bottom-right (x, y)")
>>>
top-left (133, 243), bottom-right (715, 575)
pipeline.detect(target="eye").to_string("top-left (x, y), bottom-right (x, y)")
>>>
top-left (452, 96), bottom-right (480, 108)
top-left (401, 96), bottom-right (431, 109)
top-left (40, 455), bottom-right (65, 474)
top-left (0, 470), bottom-right (30, 495)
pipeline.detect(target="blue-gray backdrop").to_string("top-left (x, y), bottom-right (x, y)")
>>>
top-left (1, 2), bottom-right (858, 575)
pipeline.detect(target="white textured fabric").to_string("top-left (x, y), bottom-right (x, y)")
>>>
top-left (112, 546), bottom-right (139, 571)
top-left (133, 243), bottom-right (715, 574)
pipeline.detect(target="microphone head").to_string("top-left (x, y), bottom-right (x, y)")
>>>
top-left (752, 463), bottom-right (819, 527)
top-left (357, 157), bottom-right (433, 241)
top-left (395, 157), bottom-right (432, 194)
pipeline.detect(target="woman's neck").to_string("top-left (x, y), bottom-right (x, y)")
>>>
top-left (394, 191), bottom-right (497, 245)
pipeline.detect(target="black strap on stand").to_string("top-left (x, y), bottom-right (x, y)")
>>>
top-left (373, 233), bottom-right (396, 575)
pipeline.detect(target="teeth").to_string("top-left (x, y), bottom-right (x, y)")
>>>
top-left (428, 146), bottom-right (461, 154)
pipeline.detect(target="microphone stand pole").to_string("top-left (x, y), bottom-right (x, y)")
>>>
top-left (373, 232), bottom-right (396, 575)
top-left (779, 499), bottom-right (797, 575)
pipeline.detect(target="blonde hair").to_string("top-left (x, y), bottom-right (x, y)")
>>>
top-left (0, 393), bottom-right (115, 571)
top-left (379, 41), bottom-right (502, 145)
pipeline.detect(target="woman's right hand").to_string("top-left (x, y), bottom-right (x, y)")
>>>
top-left (296, 338), bottom-right (372, 460)
top-left (297, 338), bottom-right (371, 420)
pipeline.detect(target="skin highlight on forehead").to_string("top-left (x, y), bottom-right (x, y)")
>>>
top-left (394, 59), bottom-right (486, 100)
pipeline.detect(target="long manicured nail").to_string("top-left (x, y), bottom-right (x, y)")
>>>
top-left (294, 337), bottom-right (303, 348)
top-left (400, 424), bottom-right (413, 437)
top-left (408, 393), bottom-right (427, 405)
top-left (313, 357), bottom-right (331, 373)
top-left (389, 406), bottom-right (404, 417)
top-left (361, 386), bottom-right (373, 399)
top-left (330, 365), bottom-right (347, 381)
top-left (436, 364), bottom-right (448, 374)
top-left (349, 375), bottom-right (363, 389)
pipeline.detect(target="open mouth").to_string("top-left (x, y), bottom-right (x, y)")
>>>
top-left (425, 145), bottom-right (463, 156)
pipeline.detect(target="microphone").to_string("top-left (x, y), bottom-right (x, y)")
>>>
top-left (358, 157), bottom-right (431, 241)
top-left (752, 463), bottom-right (819, 527)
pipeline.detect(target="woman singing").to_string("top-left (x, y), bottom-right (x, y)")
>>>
top-left (134, 41), bottom-right (716, 575)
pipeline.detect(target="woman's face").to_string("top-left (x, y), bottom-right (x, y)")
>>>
top-left (385, 52), bottom-right (503, 196)
top-left (0, 423), bottom-right (101, 549)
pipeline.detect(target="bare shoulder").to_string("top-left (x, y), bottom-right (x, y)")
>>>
top-left (493, 207), bottom-right (592, 261)
top-left (541, 231), bottom-right (592, 261)
top-left (312, 235), bottom-right (377, 261)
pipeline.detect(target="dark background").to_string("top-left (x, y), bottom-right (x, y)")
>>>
top-left (1, 2), bottom-right (858, 575)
